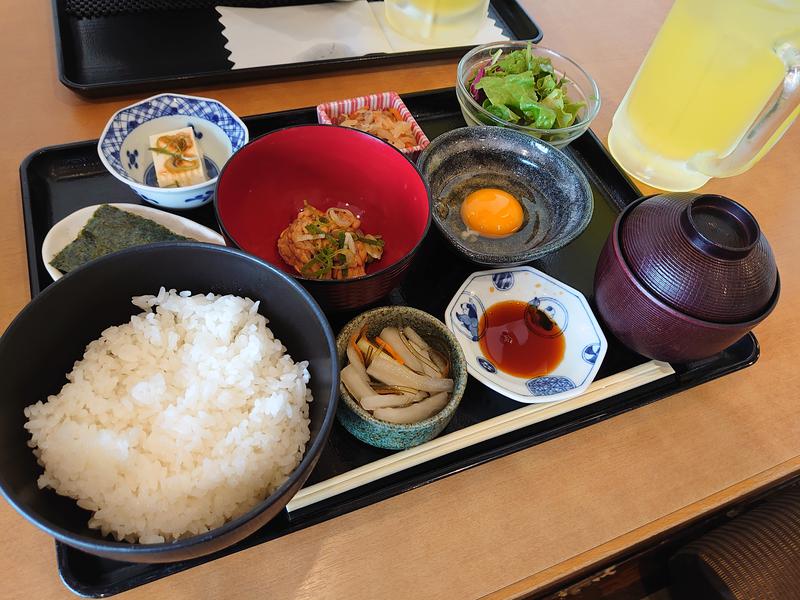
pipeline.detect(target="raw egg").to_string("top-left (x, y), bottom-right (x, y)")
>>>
top-left (460, 188), bottom-right (524, 238)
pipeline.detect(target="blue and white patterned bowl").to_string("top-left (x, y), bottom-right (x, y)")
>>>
top-left (444, 266), bottom-right (607, 404)
top-left (97, 93), bottom-right (248, 210)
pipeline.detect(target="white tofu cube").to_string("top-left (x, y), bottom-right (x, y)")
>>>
top-left (148, 127), bottom-right (207, 188)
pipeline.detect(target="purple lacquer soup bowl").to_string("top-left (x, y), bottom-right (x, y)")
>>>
top-left (594, 194), bottom-right (780, 364)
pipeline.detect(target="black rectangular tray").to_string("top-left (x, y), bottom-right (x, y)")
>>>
top-left (52, 0), bottom-right (542, 97)
top-left (19, 89), bottom-right (759, 597)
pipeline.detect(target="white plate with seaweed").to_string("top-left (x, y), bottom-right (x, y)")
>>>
top-left (42, 203), bottom-right (225, 281)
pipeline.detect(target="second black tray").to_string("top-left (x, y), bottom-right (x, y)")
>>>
top-left (52, 0), bottom-right (542, 97)
top-left (19, 89), bottom-right (759, 596)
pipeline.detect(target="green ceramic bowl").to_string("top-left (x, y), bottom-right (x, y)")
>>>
top-left (336, 306), bottom-right (468, 450)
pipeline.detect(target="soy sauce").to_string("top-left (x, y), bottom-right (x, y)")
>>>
top-left (478, 300), bottom-right (565, 378)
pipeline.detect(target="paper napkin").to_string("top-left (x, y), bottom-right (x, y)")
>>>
top-left (217, 2), bottom-right (392, 69)
top-left (218, 2), bottom-right (510, 69)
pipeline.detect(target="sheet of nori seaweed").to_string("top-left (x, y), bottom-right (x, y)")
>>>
top-left (50, 204), bottom-right (190, 273)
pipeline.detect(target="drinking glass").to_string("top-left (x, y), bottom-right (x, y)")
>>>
top-left (608, 0), bottom-right (800, 191)
top-left (384, 0), bottom-right (490, 44)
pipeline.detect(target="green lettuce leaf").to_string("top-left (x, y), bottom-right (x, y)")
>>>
top-left (494, 50), bottom-right (528, 75)
top-left (472, 46), bottom-right (583, 131)
top-left (482, 100), bottom-right (521, 123)
top-left (540, 88), bottom-right (565, 110)
top-left (535, 74), bottom-right (558, 98)
top-left (475, 72), bottom-right (537, 108)
top-left (530, 56), bottom-right (554, 76)
top-left (565, 100), bottom-right (586, 117)
top-left (519, 97), bottom-right (557, 129)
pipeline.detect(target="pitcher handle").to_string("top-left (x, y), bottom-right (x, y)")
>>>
top-left (691, 40), bottom-right (800, 178)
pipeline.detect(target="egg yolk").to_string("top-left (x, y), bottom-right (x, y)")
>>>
top-left (460, 188), bottom-right (524, 238)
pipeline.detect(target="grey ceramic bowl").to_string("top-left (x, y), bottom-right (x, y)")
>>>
top-left (336, 306), bottom-right (468, 450)
top-left (0, 243), bottom-right (338, 563)
top-left (417, 126), bottom-right (593, 266)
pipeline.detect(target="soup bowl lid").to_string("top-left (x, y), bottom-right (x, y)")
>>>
top-left (619, 193), bottom-right (777, 324)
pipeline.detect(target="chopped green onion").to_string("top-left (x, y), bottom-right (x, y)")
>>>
top-left (357, 235), bottom-right (384, 247)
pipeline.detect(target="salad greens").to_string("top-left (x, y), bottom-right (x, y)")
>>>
top-left (468, 43), bottom-right (585, 130)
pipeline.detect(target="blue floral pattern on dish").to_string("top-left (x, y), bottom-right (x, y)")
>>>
top-left (491, 271), bottom-right (515, 291)
top-left (126, 149), bottom-right (139, 169)
top-left (455, 301), bottom-right (480, 341)
top-left (477, 357), bottom-right (496, 373)
top-left (582, 343), bottom-right (601, 364)
top-left (526, 376), bottom-right (576, 396)
top-left (187, 122), bottom-right (204, 139)
top-left (135, 192), bottom-right (159, 204)
top-left (452, 292), bottom-right (485, 342)
top-left (184, 190), bottom-right (214, 203)
top-left (99, 94), bottom-right (247, 183)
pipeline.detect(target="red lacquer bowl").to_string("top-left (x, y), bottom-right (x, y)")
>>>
top-left (215, 125), bottom-right (431, 311)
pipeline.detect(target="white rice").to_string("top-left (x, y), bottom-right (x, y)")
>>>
top-left (24, 288), bottom-right (312, 544)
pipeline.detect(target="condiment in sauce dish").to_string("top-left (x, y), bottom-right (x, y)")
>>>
top-left (445, 266), bottom-right (607, 404)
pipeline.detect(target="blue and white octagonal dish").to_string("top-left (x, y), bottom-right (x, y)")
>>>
top-left (444, 266), bottom-right (607, 404)
top-left (97, 93), bottom-right (248, 210)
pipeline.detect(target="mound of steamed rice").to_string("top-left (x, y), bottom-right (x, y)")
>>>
top-left (23, 288), bottom-right (312, 544)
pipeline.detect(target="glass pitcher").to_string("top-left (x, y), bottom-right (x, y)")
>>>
top-left (608, 0), bottom-right (800, 192)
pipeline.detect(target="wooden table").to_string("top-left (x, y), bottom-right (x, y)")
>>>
top-left (2, 1), bottom-right (799, 598)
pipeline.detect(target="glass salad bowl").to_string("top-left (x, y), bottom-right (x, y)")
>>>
top-left (456, 42), bottom-right (601, 148)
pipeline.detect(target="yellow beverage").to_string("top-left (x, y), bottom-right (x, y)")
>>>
top-left (385, 0), bottom-right (489, 43)
top-left (608, 0), bottom-right (800, 191)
